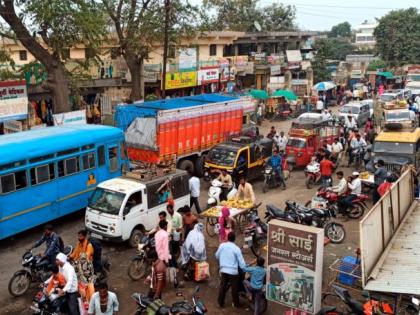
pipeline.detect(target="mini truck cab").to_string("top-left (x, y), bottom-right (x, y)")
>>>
top-left (85, 170), bottom-right (190, 247)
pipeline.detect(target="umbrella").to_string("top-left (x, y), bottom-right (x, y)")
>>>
top-left (271, 89), bottom-right (297, 101)
top-left (249, 89), bottom-right (269, 99)
top-left (313, 81), bottom-right (336, 91)
top-left (376, 71), bottom-right (393, 79)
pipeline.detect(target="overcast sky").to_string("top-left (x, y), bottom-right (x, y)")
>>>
top-left (194, 0), bottom-right (420, 31)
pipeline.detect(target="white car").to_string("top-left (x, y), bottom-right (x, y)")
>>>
top-left (361, 99), bottom-right (374, 118)
top-left (339, 102), bottom-right (370, 126)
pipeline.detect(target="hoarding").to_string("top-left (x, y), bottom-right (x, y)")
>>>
top-left (165, 72), bottom-right (197, 90)
top-left (197, 68), bottom-right (219, 85)
top-left (270, 65), bottom-right (281, 76)
top-left (53, 110), bottom-right (87, 126)
top-left (179, 48), bottom-right (197, 71)
top-left (3, 120), bottom-right (23, 133)
top-left (267, 220), bottom-right (323, 314)
top-left (0, 80), bottom-right (28, 123)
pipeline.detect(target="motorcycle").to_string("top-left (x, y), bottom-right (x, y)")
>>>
top-left (262, 165), bottom-right (286, 193)
top-left (264, 204), bottom-right (300, 223)
top-left (132, 285), bottom-right (207, 315)
top-left (8, 246), bottom-right (73, 297)
top-left (30, 284), bottom-right (67, 314)
top-left (305, 161), bottom-right (322, 189)
top-left (352, 147), bottom-right (365, 171)
top-left (207, 179), bottom-right (237, 208)
top-left (243, 206), bottom-right (267, 257)
top-left (128, 235), bottom-right (156, 281)
top-left (305, 187), bottom-right (368, 219)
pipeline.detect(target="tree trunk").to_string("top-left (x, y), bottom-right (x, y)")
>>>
top-left (44, 63), bottom-right (71, 114)
top-left (125, 55), bottom-right (144, 102)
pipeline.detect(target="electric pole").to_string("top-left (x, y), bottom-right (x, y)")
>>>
top-left (162, 0), bottom-right (170, 99)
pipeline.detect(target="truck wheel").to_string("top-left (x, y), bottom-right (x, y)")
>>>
top-left (178, 159), bottom-right (194, 173)
top-left (194, 155), bottom-right (206, 177)
top-left (128, 229), bottom-right (143, 248)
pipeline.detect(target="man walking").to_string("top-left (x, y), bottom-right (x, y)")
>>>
top-left (188, 171), bottom-right (201, 214)
top-left (56, 253), bottom-right (79, 315)
top-left (215, 232), bottom-right (246, 308)
top-left (320, 155), bottom-right (334, 188)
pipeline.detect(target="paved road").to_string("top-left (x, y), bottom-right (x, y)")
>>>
top-left (0, 116), bottom-right (366, 314)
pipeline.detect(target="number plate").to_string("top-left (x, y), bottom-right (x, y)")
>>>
top-left (244, 236), bottom-right (252, 242)
top-left (90, 233), bottom-right (103, 240)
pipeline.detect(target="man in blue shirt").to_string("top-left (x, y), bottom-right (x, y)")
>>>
top-left (31, 224), bottom-right (61, 265)
top-left (267, 150), bottom-right (286, 189)
top-left (215, 232), bottom-right (246, 308)
top-left (242, 256), bottom-right (266, 315)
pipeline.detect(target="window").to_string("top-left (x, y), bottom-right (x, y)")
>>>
top-left (0, 160), bottom-right (26, 171)
top-left (58, 157), bottom-right (79, 177)
top-left (126, 191), bottom-right (142, 208)
top-left (57, 148), bottom-right (80, 157)
top-left (82, 144), bottom-right (94, 151)
top-left (29, 154), bottom-right (54, 163)
top-left (209, 44), bottom-right (217, 56)
top-left (0, 170), bottom-right (27, 194)
top-left (98, 146), bottom-right (106, 166)
top-left (19, 50), bottom-right (27, 61)
top-left (108, 147), bottom-right (118, 172)
top-left (30, 164), bottom-right (55, 185)
top-left (223, 45), bottom-right (234, 57)
top-left (82, 153), bottom-right (96, 170)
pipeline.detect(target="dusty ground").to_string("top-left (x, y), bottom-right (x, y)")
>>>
top-left (0, 115), bottom-right (368, 314)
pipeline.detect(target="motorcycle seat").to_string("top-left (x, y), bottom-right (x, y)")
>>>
top-left (267, 204), bottom-right (286, 218)
top-left (158, 306), bottom-right (171, 315)
top-left (170, 302), bottom-right (194, 314)
top-left (311, 208), bottom-right (327, 216)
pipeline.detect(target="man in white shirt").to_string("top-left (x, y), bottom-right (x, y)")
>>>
top-left (332, 138), bottom-right (344, 162)
top-left (340, 172), bottom-right (362, 214)
top-left (349, 133), bottom-right (367, 166)
top-left (276, 131), bottom-right (287, 152)
top-left (188, 172), bottom-right (201, 214)
top-left (345, 115), bottom-right (357, 130)
top-left (88, 282), bottom-right (119, 315)
top-left (321, 109), bottom-right (332, 121)
top-left (316, 99), bottom-right (324, 112)
top-left (329, 171), bottom-right (347, 196)
top-left (56, 253), bottom-right (79, 315)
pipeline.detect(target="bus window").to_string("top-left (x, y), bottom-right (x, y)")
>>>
top-left (58, 157), bottom-right (80, 177)
top-left (108, 147), bottom-right (118, 172)
top-left (0, 170), bottom-right (27, 194)
top-left (82, 153), bottom-right (96, 170)
top-left (57, 148), bottom-right (80, 157)
top-left (30, 164), bottom-right (55, 185)
top-left (98, 146), bottom-right (105, 166)
top-left (29, 154), bottom-right (54, 164)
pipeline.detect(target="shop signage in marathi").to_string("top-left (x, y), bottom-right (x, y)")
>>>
top-left (197, 68), bottom-right (219, 85)
top-left (0, 80), bottom-right (28, 123)
top-left (292, 79), bottom-right (309, 85)
top-left (53, 110), bottom-right (87, 126)
top-left (165, 71), bottom-right (197, 90)
top-left (270, 65), bottom-right (281, 76)
top-left (267, 220), bottom-right (324, 314)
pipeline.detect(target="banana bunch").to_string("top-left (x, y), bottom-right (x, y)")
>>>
top-left (221, 199), bottom-right (253, 209)
top-left (360, 171), bottom-right (370, 180)
top-left (203, 207), bottom-right (221, 218)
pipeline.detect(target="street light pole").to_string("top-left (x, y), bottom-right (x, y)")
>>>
top-left (162, 0), bottom-right (170, 99)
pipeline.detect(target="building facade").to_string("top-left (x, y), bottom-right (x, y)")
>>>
top-left (354, 21), bottom-right (378, 49)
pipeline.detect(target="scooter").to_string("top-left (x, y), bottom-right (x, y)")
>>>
top-left (305, 161), bottom-right (323, 189)
top-left (30, 284), bottom-right (67, 314)
top-left (207, 179), bottom-right (237, 208)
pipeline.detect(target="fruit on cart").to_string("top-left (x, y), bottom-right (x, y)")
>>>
top-left (360, 172), bottom-right (370, 180)
top-left (203, 207), bottom-right (220, 217)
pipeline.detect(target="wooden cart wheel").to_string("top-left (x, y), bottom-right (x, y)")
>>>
top-left (206, 217), bottom-right (217, 237)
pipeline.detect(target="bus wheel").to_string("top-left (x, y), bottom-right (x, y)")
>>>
top-left (129, 229), bottom-right (143, 248)
top-left (178, 159), bottom-right (194, 173)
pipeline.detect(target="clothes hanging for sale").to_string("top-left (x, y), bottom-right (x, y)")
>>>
top-left (41, 100), bottom-right (47, 121)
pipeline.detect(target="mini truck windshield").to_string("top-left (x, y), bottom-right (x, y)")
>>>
top-left (88, 187), bottom-right (125, 215)
top-left (207, 146), bottom-right (238, 167)
top-left (374, 141), bottom-right (415, 155)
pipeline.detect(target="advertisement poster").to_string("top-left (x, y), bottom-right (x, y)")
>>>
top-left (197, 68), bottom-right (219, 85)
top-left (165, 72), bottom-right (197, 90)
top-left (270, 65), bottom-right (281, 76)
top-left (179, 48), bottom-right (197, 71)
top-left (0, 80), bottom-right (28, 122)
top-left (267, 220), bottom-right (324, 314)
top-left (53, 110), bottom-right (87, 126)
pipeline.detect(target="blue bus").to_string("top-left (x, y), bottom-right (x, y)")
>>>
top-left (0, 124), bottom-right (126, 239)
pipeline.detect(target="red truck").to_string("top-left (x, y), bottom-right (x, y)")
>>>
top-left (115, 94), bottom-right (253, 176)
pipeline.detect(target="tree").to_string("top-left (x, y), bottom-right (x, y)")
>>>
top-left (367, 58), bottom-right (387, 71)
top-left (103, 0), bottom-right (205, 102)
top-left (329, 22), bottom-right (352, 38)
top-left (0, 0), bottom-right (106, 113)
top-left (312, 39), bottom-right (331, 82)
top-left (374, 8), bottom-right (420, 66)
top-left (204, 0), bottom-right (296, 32)
top-left (315, 38), bottom-right (354, 61)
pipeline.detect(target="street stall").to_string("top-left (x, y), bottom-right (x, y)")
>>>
top-left (313, 81), bottom-right (337, 107)
top-left (270, 89), bottom-right (299, 120)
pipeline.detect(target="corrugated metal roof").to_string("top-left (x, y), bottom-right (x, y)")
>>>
top-left (364, 201), bottom-right (420, 294)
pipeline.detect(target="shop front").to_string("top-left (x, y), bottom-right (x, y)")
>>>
top-left (0, 80), bottom-right (29, 134)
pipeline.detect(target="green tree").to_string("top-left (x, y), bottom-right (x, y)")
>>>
top-left (312, 39), bottom-right (331, 82)
top-left (374, 8), bottom-right (420, 66)
top-left (367, 58), bottom-right (387, 71)
top-left (329, 22), bottom-right (352, 38)
top-left (103, 0), bottom-right (205, 101)
top-left (0, 0), bottom-right (106, 113)
top-left (315, 38), bottom-right (354, 61)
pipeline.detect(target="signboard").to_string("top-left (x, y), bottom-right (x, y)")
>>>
top-left (3, 120), bottom-right (23, 133)
top-left (53, 110), bottom-right (87, 126)
top-left (0, 80), bottom-right (28, 123)
top-left (286, 50), bottom-right (303, 62)
top-left (267, 220), bottom-right (324, 314)
top-left (271, 65), bottom-right (281, 76)
top-left (179, 48), bottom-right (197, 71)
top-left (220, 67), bottom-right (235, 82)
top-left (288, 62), bottom-right (301, 70)
top-left (197, 68), bottom-right (219, 85)
top-left (165, 71), bottom-right (197, 90)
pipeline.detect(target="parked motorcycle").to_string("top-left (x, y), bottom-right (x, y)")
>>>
top-left (8, 246), bottom-right (73, 297)
top-left (264, 204), bottom-right (300, 223)
top-left (128, 235), bottom-right (156, 281)
top-left (262, 165), bottom-right (286, 193)
top-left (207, 179), bottom-right (237, 208)
top-left (243, 206), bottom-right (267, 257)
top-left (132, 285), bottom-right (207, 315)
top-left (305, 161), bottom-right (322, 189)
top-left (305, 187), bottom-right (368, 219)
top-left (30, 284), bottom-right (67, 314)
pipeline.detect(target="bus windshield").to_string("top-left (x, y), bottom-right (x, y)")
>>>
top-left (207, 146), bottom-right (238, 166)
top-left (374, 141), bottom-right (415, 154)
top-left (88, 187), bottom-right (125, 215)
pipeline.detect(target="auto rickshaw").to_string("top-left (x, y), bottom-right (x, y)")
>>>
top-left (204, 136), bottom-right (273, 182)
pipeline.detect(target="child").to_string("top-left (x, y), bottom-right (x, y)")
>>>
top-left (242, 256), bottom-right (266, 315)
top-left (45, 265), bottom-right (66, 312)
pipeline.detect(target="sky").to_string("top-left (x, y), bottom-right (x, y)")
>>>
top-left (194, 0), bottom-right (420, 31)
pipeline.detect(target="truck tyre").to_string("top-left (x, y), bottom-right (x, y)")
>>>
top-left (178, 159), bottom-right (194, 173)
top-left (194, 155), bottom-right (206, 177)
top-left (128, 229), bottom-right (143, 248)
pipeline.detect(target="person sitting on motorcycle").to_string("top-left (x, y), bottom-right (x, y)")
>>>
top-left (315, 148), bottom-right (325, 163)
top-left (328, 171), bottom-right (347, 196)
top-left (340, 172), bottom-right (362, 214)
top-left (242, 256), bottom-right (266, 315)
top-left (266, 126), bottom-right (278, 139)
top-left (69, 229), bottom-right (94, 262)
top-left (348, 133), bottom-right (366, 167)
top-left (45, 265), bottom-right (67, 312)
top-left (148, 210), bottom-right (173, 235)
top-left (267, 150), bottom-right (286, 189)
top-left (180, 223), bottom-right (207, 280)
top-left (31, 224), bottom-right (62, 266)
top-left (216, 169), bottom-right (233, 201)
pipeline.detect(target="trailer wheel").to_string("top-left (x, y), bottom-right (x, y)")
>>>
top-left (178, 159), bottom-right (194, 173)
top-left (195, 155), bottom-right (206, 178)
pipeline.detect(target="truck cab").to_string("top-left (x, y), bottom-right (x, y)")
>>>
top-left (85, 170), bottom-right (190, 247)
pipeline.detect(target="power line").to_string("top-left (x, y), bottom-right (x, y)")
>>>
top-left (258, 1), bottom-right (401, 10)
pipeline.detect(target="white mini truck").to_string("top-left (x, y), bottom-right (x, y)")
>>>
top-left (85, 170), bottom-right (190, 247)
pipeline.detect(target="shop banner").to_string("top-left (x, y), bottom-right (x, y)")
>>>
top-left (0, 80), bottom-right (28, 123)
top-left (3, 119), bottom-right (23, 133)
top-left (179, 48), bottom-right (197, 71)
top-left (267, 220), bottom-right (323, 314)
top-left (165, 71), bottom-right (197, 90)
top-left (220, 67), bottom-right (235, 82)
top-left (271, 65), bottom-right (281, 76)
top-left (197, 68), bottom-right (219, 85)
top-left (53, 110), bottom-right (87, 126)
